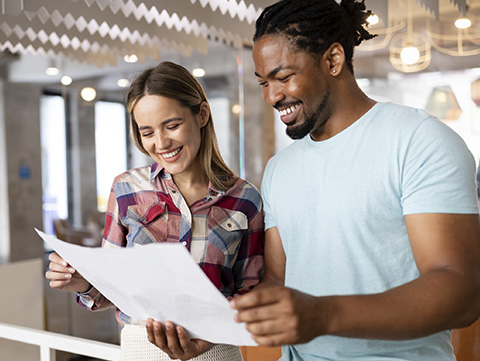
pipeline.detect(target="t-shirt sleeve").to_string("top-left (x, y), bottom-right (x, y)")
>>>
top-left (401, 117), bottom-right (479, 215)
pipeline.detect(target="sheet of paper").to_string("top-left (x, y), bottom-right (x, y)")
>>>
top-left (36, 229), bottom-right (257, 346)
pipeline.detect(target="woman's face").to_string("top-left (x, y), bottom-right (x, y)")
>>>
top-left (133, 94), bottom-right (208, 177)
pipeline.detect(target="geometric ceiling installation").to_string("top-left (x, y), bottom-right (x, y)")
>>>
top-left (0, 0), bottom-right (478, 73)
top-left (0, 0), bottom-right (266, 67)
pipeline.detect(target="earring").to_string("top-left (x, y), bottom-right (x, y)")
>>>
top-left (332, 69), bottom-right (337, 74)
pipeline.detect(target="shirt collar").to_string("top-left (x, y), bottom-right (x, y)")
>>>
top-left (149, 162), bottom-right (225, 197)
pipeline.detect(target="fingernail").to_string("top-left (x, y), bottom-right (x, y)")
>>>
top-left (176, 327), bottom-right (182, 334)
top-left (68, 268), bottom-right (75, 273)
top-left (154, 324), bottom-right (160, 331)
top-left (165, 323), bottom-right (172, 331)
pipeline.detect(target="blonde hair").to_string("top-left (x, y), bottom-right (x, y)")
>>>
top-left (127, 61), bottom-right (237, 191)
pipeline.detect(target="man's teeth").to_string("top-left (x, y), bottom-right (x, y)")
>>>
top-left (279, 104), bottom-right (300, 116)
top-left (163, 148), bottom-right (181, 158)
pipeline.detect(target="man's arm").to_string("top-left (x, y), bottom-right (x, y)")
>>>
top-left (254, 227), bottom-right (286, 289)
top-left (232, 213), bottom-right (480, 346)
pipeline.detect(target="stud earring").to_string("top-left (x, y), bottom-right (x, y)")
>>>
top-left (332, 69), bottom-right (337, 74)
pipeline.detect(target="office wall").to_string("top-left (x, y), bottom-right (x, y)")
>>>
top-left (1, 82), bottom-right (44, 263)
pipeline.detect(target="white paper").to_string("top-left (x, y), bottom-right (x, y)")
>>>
top-left (36, 229), bottom-right (257, 346)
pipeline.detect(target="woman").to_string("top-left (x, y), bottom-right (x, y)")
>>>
top-left (46, 61), bottom-right (265, 360)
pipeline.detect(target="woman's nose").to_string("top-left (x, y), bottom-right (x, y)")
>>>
top-left (154, 131), bottom-right (170, 150)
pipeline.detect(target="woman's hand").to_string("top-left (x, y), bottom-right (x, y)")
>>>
top-left (45, 252), bottom-right (91, 293)
top-left (146, 318), bottom-right (214, 360)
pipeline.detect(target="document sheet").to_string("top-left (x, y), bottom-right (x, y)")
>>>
top-left (37, 229), bottom-right (257, 346)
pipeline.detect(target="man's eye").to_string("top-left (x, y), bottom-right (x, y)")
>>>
top-left (279, 75), bottom-right (291, 81)
top-left (167, 124), bottom-right (179, 130)
top-left (259, 81), bottom-right (267, 87)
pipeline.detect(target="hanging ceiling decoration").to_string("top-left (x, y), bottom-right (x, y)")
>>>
top-left (0, 0), bottom-right (478, 72)
top-left (0, 0), bottom-right (264, 67)
top-left (361, 0), bottom-right (478, 73)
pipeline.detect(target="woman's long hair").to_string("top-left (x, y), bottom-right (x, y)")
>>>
top-left (127, 61), bottom-right (236, 191)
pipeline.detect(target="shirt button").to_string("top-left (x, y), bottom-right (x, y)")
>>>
top-left (172, 190), bottom-right (177, 194)
top-left (227, 223), bottom-right (232, 228)
top-left (182, 241), bottom-right (187, 246)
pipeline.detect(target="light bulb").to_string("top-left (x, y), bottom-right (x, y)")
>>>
top-left (192, 68), bottom-right (206, 78)
top-left (45, 66), bottom-right (59, 76)
top-left (400, 46), bottom-right (420, 65)
top-left (123, 54), bottom-right (138, 63)
top-left (455, 17), bottom-right (472, 29)
top-left (80, 87), bottom-right (97, 102)
top-left (61, 76), bottom-right (72, 86)
top-left (231, 104), bottom-right (241, 115)
top-left (367, 14), bottom-right (379, 26)
top-left (117, 78), bottom-right (129, 88)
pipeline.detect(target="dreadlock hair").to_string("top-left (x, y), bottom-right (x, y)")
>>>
top-left (253, 0), bottom-right (377, 74)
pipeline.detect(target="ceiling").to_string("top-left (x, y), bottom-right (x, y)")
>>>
top-left (0, 0), bottom-right (479, 91)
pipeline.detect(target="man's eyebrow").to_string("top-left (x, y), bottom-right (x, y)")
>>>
top-left (255, 66), bottom-right (291, 79)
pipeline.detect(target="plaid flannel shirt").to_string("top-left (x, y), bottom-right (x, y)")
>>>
top-left (77, 163), bottom-right (264, 324)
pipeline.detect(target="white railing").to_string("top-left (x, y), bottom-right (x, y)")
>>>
top-left (0, 322), bottom-right (121, 361)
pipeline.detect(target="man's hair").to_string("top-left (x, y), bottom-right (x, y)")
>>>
top-left (253, 0), bottom-right (376, 73)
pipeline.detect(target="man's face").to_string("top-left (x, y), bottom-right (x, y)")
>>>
top-left (253, 35), bottom-right (332, 140)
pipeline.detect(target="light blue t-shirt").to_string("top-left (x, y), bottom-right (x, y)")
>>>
top-left (261, 102), bottom-right (479, 361)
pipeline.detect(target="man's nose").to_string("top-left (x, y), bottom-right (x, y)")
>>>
top-left (264, 83), bottom-right (285, 106)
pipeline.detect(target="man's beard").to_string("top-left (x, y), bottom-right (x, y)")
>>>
top-left (286, 91), bottom-right (330, 140)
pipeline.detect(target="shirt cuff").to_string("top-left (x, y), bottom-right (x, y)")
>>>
top-left (76, 284), bottom-right (93, 296)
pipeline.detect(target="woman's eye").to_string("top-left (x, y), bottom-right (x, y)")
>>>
top-left (141, 132), bottom-right (153, 137)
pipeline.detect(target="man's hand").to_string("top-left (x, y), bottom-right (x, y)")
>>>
top-left (145, 318), bottom-right (214, 360)
top-left (231, 286), bottom-right (324, 347)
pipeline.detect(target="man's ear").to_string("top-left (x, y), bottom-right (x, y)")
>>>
top-left (198, 102), bottom-right (210, 127)
top-left (324, 42), bottom-right (345, 76)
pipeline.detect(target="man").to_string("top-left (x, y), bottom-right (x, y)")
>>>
top-left (231, 0), bottom-right (480, 360)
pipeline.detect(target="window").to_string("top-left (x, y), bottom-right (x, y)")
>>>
top-left (95, 101), bottom-right (127, 213)
top-left (40, 94), bottom-right (68, 235)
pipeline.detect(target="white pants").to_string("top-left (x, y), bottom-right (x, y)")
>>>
top-left (120, 324), bottom-right (244, 361)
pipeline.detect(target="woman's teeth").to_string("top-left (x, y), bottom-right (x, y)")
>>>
top-left (279, 104), bottom-right (300, 116)
top-left (163, 148), bottom-right (181, 158)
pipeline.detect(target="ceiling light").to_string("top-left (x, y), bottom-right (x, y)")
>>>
top-left (367, 14), bottom-right (379, 26)
top-left (231, 104), bottom-right (241, 115)
top-left (192, 68), bottom-right (206, 78)
top-left (117, 78), bottom-right (130, 88)
top-left (455, 17), bottom-right (472, 29)
top-left (80, 87), bottom-right (97, 102)
top-left (400, 46), bottom-right (420, 65)
top-left (61, 75), bottom-right (72, 86)
top-left (45, 66), bottom-right (59, 76)
top-left (123, 54), bottom-right (138, 63)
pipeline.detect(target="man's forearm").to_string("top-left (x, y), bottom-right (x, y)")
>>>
top-left (323, 268), bottom-right (480, 340)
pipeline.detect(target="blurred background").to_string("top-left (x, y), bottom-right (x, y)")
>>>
top-left (0, 0), bottom-right (480, 360)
